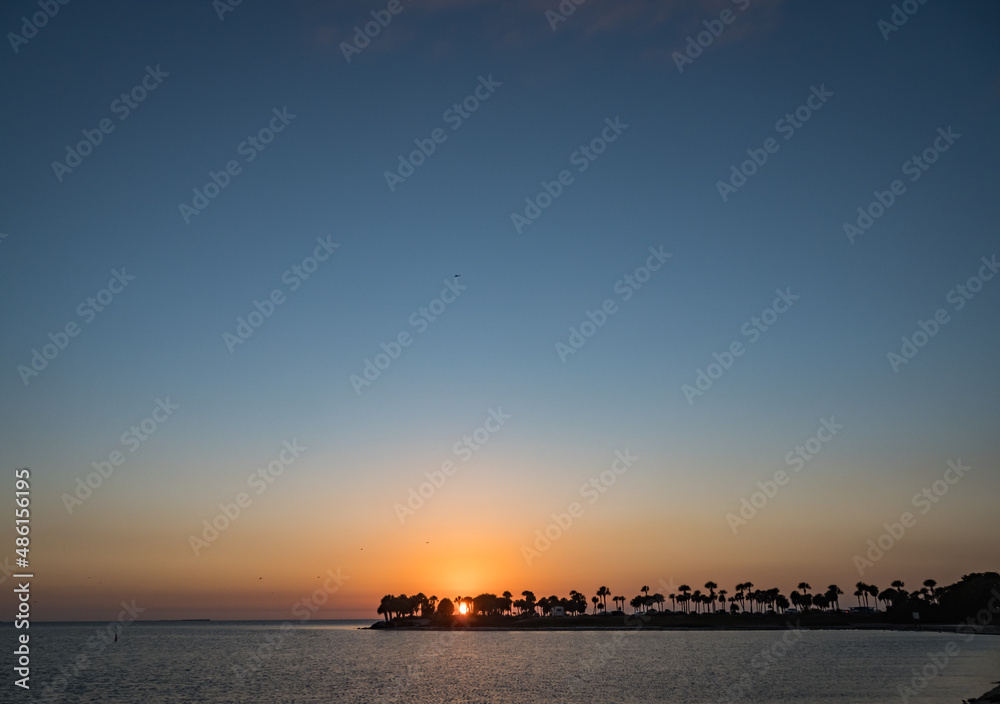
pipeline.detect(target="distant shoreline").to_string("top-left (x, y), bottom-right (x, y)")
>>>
top-left (368, 623), bottom-right (1000, 634)
top-left (367, 613), bottom-right (1000, 636)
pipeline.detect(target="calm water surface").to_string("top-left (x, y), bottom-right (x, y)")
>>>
top-left (19, 621), bottom-right (1000, 703)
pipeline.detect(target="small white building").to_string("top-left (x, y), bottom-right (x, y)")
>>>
top-left (551, 606), bottom-right (565, 617)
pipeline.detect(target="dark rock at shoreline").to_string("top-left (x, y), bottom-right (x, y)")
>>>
top-left (965, 682), bottom-right (1000, 703)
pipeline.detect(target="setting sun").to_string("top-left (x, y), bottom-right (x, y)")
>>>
top-left (458, 602), bottom-right (468, 615)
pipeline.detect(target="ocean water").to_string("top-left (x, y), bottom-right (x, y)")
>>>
top-left (17, 621), bottom-right (1000, 703)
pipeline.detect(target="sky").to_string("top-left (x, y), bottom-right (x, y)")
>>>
top-left (1, 0), bottom-right (998, 621)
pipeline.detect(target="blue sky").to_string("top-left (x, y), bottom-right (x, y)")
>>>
top-left (1, 0), bottom-right (998, 618)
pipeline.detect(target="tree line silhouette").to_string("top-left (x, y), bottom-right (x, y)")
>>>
top-left (376, 572), bottom-right (999, 624)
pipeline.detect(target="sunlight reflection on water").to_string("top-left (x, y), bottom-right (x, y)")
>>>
top-left (21, 622), bottom-right (1000, 703)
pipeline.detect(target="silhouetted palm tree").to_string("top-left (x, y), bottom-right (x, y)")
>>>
top-left (705, 582), bottom-right (718, 612)
top-left (592, 596), bottom-right (599, 614)
top-left (923, 579), bottom-right (937, 603)
top-left (521, 591), bottom-right (536, 615)
top-left (855, 582), bottom-right (869, 609)
top-left (866, 584), bottom-right (879, 611)
top-left (825, 584), bottom-right (843, 611)
top-left (765, 588), bottom-right (780, 612)
top-left (877, 588), bottom-right (895, 611)
top-left (411, 593), bottom-right (428, 617)
top-left (378, 594), bottom-right (393, 621)
top-left (597, 586), bottom-right (610, 611)
top-left (678, 584), bottom-right (692, 613)
top-left (890, 580), bottom-right (908, 602)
